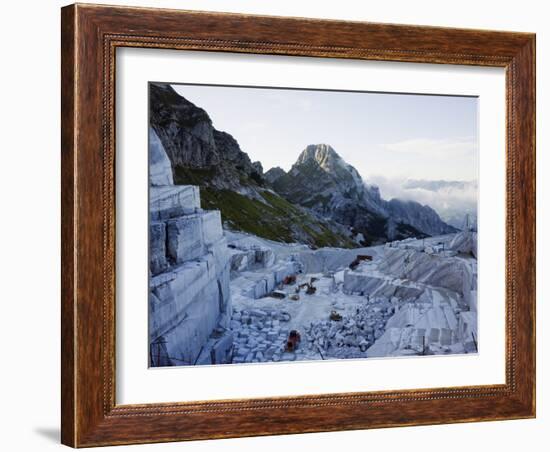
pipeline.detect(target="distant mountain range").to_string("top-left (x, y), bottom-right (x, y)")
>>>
top-left (150, 83), bottom-right (458, 248)
top-left (387, 178), bottom-right (477, 230)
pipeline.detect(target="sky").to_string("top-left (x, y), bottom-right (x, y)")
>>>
top-left (171, 83), bottom-right (478, 185)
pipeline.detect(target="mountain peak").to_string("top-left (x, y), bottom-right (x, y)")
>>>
top-left (296, 144), bottom-right (342, 168)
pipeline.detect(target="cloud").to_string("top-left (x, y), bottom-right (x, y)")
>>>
top-left (368, 175), bottom-right (477, 226)
top-left (382, 137), bottom-right (477, 158)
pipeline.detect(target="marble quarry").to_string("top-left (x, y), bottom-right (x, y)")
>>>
top-left (147, 126), bottom-right (478, 366)
top-left (224, 233), bottom-right (478, 363)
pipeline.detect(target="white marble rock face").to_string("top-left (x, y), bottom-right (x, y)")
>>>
top-left (376, 247), bottom-right (476, 300)
top-left (149, 234), bottom-right (232, 365)
top-left (166, 214), bottom-right (206, 264)
top-left (148, 128), bottom-right (232, 365)
top-left (343, 271), bottom-right (424, 299)
top-left (148, 122), bottom-right (233, 366)
top-left (164, 210), bottom-right (223, 265)
top-left (150, 185), bottom-right (201, 221)
top-left (449, 230), bottom-right (478, 258)
top-left (227, 241), bottom-right (276, 275)
top-left (149, 221), bottom-right (168, 275)
top-left (149, 127), bottom-right (174, 186)
top-left (230, 260), bottom-right (299, 300)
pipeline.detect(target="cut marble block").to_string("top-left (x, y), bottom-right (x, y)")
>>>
top-left (413, 305), bottom-right (457, 332)
top-left (254, 247), bottom-right (275, 268)
top-left (457, 311), bottom-right (478, 342)
top-left (161, 290), bottom-right (221, 365)
top-left (166, 210), bottom-right (225, 265)
top-left (149, 221), bottom-right (168, 275)
top-left (229, 249), bottom-right (253, 273)
top-left (385, 305), bottom-right (424, 329)
top-left (211, 332), bottom-right (235, 364)
top-left (228, 246), bottom-right (277, 275)
top-left (166, 214), bottom-right (205, 264)
top-left (428, 328), bottom-right (440, 344)
top-left (150, 259), bottom-right (212, 327)
top-left (149, 253), bottom-right (231, 364)
top-left (207, 239), bottom-right (232, 314)
top-left (450, 230), bottom-right (478, 258)
top-left (250, 277), bottom-right (268, 299)
top-left (231, 269), bottom-right (280, 299)
top-left (201, 210), bottom-right (223, 245)
top-left (150, 185), bottom-right (200, 221)
top-left (440, 328), bottom-right (453, 346)
top-left (273, 261), bottom-right (298, 284)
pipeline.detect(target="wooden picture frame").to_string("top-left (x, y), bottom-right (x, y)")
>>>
top-left (61, 3), bottom-right (536, 447)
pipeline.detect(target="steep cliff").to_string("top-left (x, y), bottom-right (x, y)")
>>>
top-left (149, 82), bottom-right (262, 195)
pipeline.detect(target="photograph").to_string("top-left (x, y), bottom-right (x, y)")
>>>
top-left (148, 82), bottom-right (479, 367)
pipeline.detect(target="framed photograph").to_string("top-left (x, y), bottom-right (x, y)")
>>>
top-left (61, 3), bottom-right (536, 447)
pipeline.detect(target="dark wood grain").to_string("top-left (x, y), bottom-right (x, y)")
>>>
top-left (61, 3), bottom-right (536, 447)
top-left (60, 5), bottom-right (76, 447)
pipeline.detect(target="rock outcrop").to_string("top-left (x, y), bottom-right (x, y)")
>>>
top-left (149, 82), bottom-right (263, 195)
top-left (264, 166), bottom-right (286, 184)
top-left (148, 129), bottom-right (233, 366)
top-left (449, 230), bottom-right (477, 258)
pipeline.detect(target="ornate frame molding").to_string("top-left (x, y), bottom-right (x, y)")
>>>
top-left (62, 4), bottom-right (535, 447)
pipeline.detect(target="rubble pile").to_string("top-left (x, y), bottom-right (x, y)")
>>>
top-left (230, 308), bottom-right (296, 363)
top-left (304, 298), bottom-right (395, 359)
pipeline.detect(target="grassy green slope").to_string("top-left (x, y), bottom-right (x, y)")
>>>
top-left (201, 188), bottom-right (355, 248)
top-left (173, 167), bottom-right (355, 248)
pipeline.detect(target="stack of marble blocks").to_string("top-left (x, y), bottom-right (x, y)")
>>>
top-left (149, 184), bottom-right (233, 366)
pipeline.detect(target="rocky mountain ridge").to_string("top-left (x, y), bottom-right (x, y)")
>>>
top-left (150, 83), bottom-right (456, 247)
top-left (270, 144), bottom-right (457, 244)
